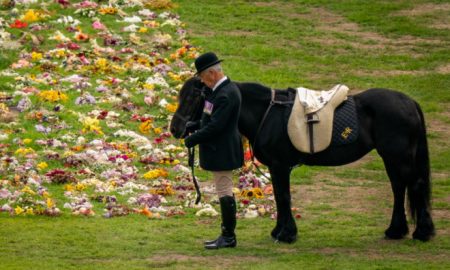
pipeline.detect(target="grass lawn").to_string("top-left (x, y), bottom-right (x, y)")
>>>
top-left (1, 0), bottom-right (449, 269)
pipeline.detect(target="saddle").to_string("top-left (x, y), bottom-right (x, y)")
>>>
top-left (287, 84), bottom-right (349, 153)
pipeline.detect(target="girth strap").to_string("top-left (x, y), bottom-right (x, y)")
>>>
top-left (250, 89), bottom-right (294, 180)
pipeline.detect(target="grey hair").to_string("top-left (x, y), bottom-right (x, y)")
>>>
top-left (206, 63), bottom-right (222, 73)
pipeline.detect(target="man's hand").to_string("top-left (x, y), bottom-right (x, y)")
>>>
top-left (184, 135), bottom-right (195, 148)
top-left (185, 121), bottom-right (200, 133)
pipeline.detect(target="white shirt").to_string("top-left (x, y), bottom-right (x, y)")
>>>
top-left (212, 76), bottom-right (228, 92)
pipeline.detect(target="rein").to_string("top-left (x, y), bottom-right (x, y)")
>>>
top-left (249, 89), bottom-right (294, 181)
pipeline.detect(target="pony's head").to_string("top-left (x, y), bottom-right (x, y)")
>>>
top-left (170, 77), bottom-right (206, 139)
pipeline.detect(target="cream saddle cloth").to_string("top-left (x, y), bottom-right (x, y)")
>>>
top-left (287, 84), bottom-right (349, 153)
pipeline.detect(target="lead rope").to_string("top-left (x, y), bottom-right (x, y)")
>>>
top-left (188, 146), bottom-right (202, 204)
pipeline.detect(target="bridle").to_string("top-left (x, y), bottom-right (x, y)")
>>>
top-left (173, 87), bottom-right (206, 138)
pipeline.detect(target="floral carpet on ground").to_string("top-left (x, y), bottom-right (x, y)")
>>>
top-left (0, 0), bottom-right (299, 220)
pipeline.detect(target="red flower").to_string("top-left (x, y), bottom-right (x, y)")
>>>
top-left (244, 150), bottom-right (252, 161)
top-left (241, 199), bottom-right (250, 205)
top-left (57, 0), bottom-right (71, 8)
top-left (67, 42), bottom-right (81, 50)
top-left (10, 20), bottom-right (28, 29)
top-left (97, 110), bottom-right (108, 120)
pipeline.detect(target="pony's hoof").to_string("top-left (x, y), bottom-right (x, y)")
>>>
top-left (412, 228), bottom-right (435, 242)
top-left (271, 228), bottom-right (281, 240)
top-left (384, 225), bottom-right (408, 240)
top-left (272, 232), bottom-right (297, 244)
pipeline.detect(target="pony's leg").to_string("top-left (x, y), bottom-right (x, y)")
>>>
top-left (269, 163), bottom-right (297, 243)
top-left (382, 157), bottom-right (410, 239)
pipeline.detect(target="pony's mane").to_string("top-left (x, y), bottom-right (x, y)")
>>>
top-left (235, 82), bottom-right (273, 101)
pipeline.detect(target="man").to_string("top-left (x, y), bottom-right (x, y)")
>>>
top-left (184, 52), bottom-right (244, 249)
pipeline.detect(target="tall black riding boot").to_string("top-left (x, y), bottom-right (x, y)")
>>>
top-left (204, 195), bottom-right (237, 249)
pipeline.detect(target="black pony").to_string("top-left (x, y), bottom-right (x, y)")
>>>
top-left (170, 77), bottom-right (435, 242)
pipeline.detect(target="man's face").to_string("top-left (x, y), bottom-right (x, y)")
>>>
top-left (198, 69), bottom-right (215, 89)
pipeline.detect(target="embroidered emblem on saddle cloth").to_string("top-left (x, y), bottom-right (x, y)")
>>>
top-left (287, 84), bottom-right (350, 153)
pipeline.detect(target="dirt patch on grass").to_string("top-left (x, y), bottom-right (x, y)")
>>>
top-left (292, 168), bottom-right (391, 217)
top-left (394, 3), bottom-right (450, 16)
top-left (436, 63), bottom-right (450, 74)
top-left (316, 246), bottom-right (449, 262)
top-left (228, 29), bottom-right (258, 37)
top-left (394, 3), bottom-right (450, 30)
top-left (147, 253), bottom-right (261, 268)
top-left (304, 7), bottom-right (445, 53)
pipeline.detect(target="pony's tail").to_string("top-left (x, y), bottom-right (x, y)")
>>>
top-left (407, 102), bottom-right (431, 223)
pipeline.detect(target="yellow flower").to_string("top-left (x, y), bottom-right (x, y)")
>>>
top-left (145, 0), bottom-right (175, 9)
top-left (46, 198), bottom-right (55, 208)
top-left (143, 83), bottom-right (155, 90)
top-left (138, 27), bottom-right (148, 33)
top-left (81, 117), bottom-right (104, 135)
top-left (95, 58), bottom-right (109, 72)
top-left (31, 52), bottom-right (43, 61)
top-left (15, 147), bottom-right (35, 156)
top-left (0, 103), bottom-right (9, 114)
top-left (38, 90), bottom-right (68, 102)
top-left (153, 127), bottom-right (162, 135)
top-left (240, 188), bottom-right (264, 199)
top-left (139, 120), bottom-right (153, 134)
top-left (165, 103), bottom-right (178, 113)
top-left (172, 159), bottom-right (180, 165)
top-left (75, 183), bottom-right (86, 191)
top-left (150, 185), bottom-right (175, 196)
top-left (21, 9), bottom-right (41, 23)
top-left (15, 206), bottom-right (25, 215)
top-left (26, 207), bottom-right (34, 215)
top-left (253, 188), bottom-right (264, 199)
top-left (64, 184), bottom-right (75, 192)
top-left (37, 162), bottom-right (48, 170)
top-left (143, 168), bottom-right (168, 179)
top-left (23, 138), bottom-right (32, 144)
top-left (21, 186), bottom-right (36, 195)
top-left (99, 7), bottom-right (118, 15)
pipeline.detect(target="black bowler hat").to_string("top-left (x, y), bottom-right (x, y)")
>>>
top-left (194, 52), bottom-right (223, 75)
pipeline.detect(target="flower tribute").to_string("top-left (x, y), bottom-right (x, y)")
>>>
top-left (0, 0), bottom-right (280, 220)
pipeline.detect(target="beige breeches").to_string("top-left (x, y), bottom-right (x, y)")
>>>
top-left (212, 171), bottom-right (233, 198)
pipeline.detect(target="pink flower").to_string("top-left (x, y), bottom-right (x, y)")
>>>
top-left (75, 0), bottom-right (98, 8)
top-left (92, 21), bottom-right (105, 30)
top-left (144, 95), bottom-right (154, 105)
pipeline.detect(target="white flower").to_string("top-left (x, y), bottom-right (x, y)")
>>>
top-left (0, 133), bottom-right (8, 141)
top-left (77, 136), bottom-right (86, 145)
top-left (138, 9), bottom-right (156, 18)
top-left (61, 74), bottom-right (86, 83)
top-left (127, 197), bottom-right (137, 205)
top-left (162, 19), bottom-right (181, 27)
top-left (1, 204), bottom-right (12, 212)
top-left (244, 209), bottom-right (259, 219)
top-left (195, 205), bottom-right (219, 217)
top-left (158, 98), bottom-right (168, 107)
top-left (146, 73), bottom-right (169, 88)
top-left (56, 16), bottom-right (81, 27)
top-left (121, 16), bottom-right (142, 23)
top-left (123, 24), bottom-right (139, 32)
top-left (49, 31), bottom-right (71, 43)
top-left (113, 130), bottom-right (152, 147)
